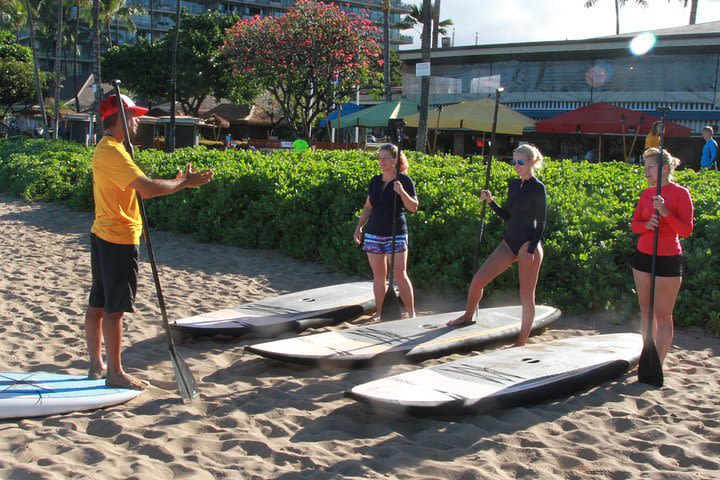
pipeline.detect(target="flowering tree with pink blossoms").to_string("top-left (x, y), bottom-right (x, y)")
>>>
top-left (223, 0), bottom-right (382, 141)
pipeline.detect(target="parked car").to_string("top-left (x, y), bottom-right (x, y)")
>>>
top-left (366, 134), bottom-right (387, 144)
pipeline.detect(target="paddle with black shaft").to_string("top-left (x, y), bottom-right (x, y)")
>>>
top-left (637, 106), bottom-right (670, 388)
top-left (379, 120), bottom-right (405, 321)
top-left (472, 87), bottom-right (504, 268)
top-left (111, 80), bottom-right (199, 403)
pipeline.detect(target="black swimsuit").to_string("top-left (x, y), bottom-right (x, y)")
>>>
top-left (489, 176), bottom-right (547, 255)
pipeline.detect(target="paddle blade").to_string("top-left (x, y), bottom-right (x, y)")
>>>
top-left (380, 287), bottom-right (402, 321)
top-left (637, 337), bottom-right (663, 387)
top-left (169, 344), bottom-right (199, 403)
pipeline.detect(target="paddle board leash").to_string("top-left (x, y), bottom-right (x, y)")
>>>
top-left (472, 87), bottom-right (504, 270)
top-left (112, 80), bottom-right (199, 403)
top-left (380, 120), bottom-right (405, 321)
top-left (638, 106), bottom-right (669, 388)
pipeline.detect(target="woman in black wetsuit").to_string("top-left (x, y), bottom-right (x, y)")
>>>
top-left (448, 144), bottom-right (547, 347)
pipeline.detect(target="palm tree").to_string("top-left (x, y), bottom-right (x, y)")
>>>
top-left (672, 0), bottom-right (719, 25)
top-left (167, 0), bottom-right (180, 152)
top-left (397, 1), bottom-right (452, 48)
top-left (92, 0), bottom-right (102, 139)
top-left (382, 0), bottom-right (391, 101)
top-left (0, 0), bottom-right (28, 36)
top-left (26, 0), bottom-right (49, 138)
top-left (584, 0), bottom-right (648, 35)
top-left (70, 0), bottom-right (91, 112)
top-left (149, 0), bottom-right (154, 44)
top-left (415, 0), bottom-right (431, 152)
top-left (99, 0), bottom-right (141, 48)
top-left (431, 0), bottom-right (441, 48)
top-left (52, 0), bottom-right (63, 139)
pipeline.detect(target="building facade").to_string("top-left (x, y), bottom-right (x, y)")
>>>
top-left (399, 22), bottom-right (720, 136)
top-left (37, 0), bottom-right (412, 79)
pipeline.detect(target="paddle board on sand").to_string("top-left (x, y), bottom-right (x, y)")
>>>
top-left (0, 372), bottom-right (144, 420)
top-left (346, 333), bottom-right (642, 416)
top-left (171, 281), bottom-right (375, 337)
top-left (245, 305), bottom-right (560, 367)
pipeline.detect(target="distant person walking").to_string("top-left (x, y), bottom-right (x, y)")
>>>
top-left (644, 121), bottom-right (662, 150)
top-left (354, 143), bottom-right (419, 320)
top-left (700, 126), bottom-right (718, 170)
top-left (85, 93), bottom-right (214, 390)
top-left (631, 148), bottom-right (694, 364)
top-left (448, 144), bottom-right (547, 348)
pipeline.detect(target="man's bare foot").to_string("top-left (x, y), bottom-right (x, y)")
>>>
top-left (446, 315), bottom-right (476, 327)
top-left (88, 363), bottom-right (107, 380)
top-left (106, 372), bottom-right (149, 391)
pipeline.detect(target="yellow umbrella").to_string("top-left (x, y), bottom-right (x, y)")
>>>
top-left (404, 99), bottom-right (534, 135)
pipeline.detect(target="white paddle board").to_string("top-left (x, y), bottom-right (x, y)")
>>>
top-left (246, 305), bottom-right (560, 366)
top-left (171, 281), bottom-right (375, 337)
top-left (347, 333), bottom-right (642, 415)
top-left (0, 372), bottom-right (144, 420)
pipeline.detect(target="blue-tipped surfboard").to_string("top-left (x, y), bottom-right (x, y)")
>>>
top-left (245, 305), bottom-right (560, 367)
top-left (0, 372), bottom-right (144, 420)
top-left (346, 333), bottom-right (643, 416)
top-left (171, 281), bottom-right (375, 337)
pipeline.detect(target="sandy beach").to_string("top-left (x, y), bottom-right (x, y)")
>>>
top-left (1, 192), bottom-right (718, 479)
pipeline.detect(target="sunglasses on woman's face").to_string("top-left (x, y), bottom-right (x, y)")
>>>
top-left (510, 159), bottom-right (525, 166)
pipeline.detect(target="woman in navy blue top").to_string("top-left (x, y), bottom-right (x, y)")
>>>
top-left (354, 144), bottom-right (419, 319)
top-left (448, 144), bottom-right (547, 347)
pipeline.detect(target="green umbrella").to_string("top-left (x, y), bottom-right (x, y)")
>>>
top-left (336, 98), bottom-right (419, 129)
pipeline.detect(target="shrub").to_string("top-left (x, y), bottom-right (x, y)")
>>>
top-left (1, 137), bottom-right (718, 333)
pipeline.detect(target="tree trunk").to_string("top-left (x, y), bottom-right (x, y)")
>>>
top-left (431, 0), bottom-right (440, 49)
top-left (415, 0), bottom-right (431, 153)
top-left (53, 0), bottom-right (64, 139)
top-left (689, 0), bottom-right (698, 24)
top-left (150, 0), bottom-right (155, 44)
top-left (26, 0), bottom-right (49, 139)
top-left (382, 0), bottom-right (391, 102)
top-left (614, 0), bottom-right (620, 35)
top-left (92, 0), bottom-right (103, 141)
top-left (72, 0), bottom-right (81, 112)
top-left (168, 0), bottom-right (180, 153)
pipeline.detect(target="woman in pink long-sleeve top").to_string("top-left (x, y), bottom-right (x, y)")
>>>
top-left (631, 148), bottom-right (694, 364)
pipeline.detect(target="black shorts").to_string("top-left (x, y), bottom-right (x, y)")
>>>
top-left (88, 233), bottom-right (139, 313)
top-left (631, 251), bottom-right (684, 277)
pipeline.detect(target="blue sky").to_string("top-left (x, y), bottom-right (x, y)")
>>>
top-left (399, 0), bottom-right (720, 49)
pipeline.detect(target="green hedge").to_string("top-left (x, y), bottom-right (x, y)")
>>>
top-left (2, 136), bottom-right (719, 333)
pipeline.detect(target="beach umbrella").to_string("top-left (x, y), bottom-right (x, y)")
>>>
top-left (319, 103), bottom-right (363, 128)
top-left (335, 98), bottom-right (419, 129)
top-left (534, 103), bottom-right (691, 136)
top-left (403, 99), bottom-right (534, 135)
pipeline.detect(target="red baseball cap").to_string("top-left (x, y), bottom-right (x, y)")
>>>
top-left (99, 93), bottom-right (149, 121)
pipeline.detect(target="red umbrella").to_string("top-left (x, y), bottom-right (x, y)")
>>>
top-left (535, 103), bottom-right (691, 137)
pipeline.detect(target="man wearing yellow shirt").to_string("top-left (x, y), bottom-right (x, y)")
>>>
top-left (86, 94), bottom-right (213, 390)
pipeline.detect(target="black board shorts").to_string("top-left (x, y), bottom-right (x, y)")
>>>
top-left (88, 233), bottom-right (139, 313)
top-left (631, 251), bottom-right (684, 277)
